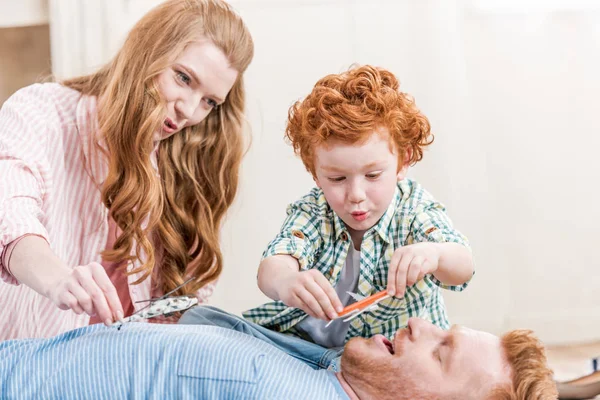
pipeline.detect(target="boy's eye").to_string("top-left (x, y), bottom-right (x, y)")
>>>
top-left (328, 177), bottom-right (345, 182)
top-left (366, 172), bottom-right (382, 179)
top-left (176, 71), bottom-right (192, 85)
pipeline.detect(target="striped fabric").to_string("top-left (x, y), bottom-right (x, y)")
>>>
top-left (244, 179), bottom-right (471, 341)
top-left (0, 83), bottom-right (214, 340)
top-left (0, 323), bottom-right (348, 399)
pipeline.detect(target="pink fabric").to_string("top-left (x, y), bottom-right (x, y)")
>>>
top-left (89, 216), bottom-right (134, 325)
top-left (0, 83), bottom-right (214, 340)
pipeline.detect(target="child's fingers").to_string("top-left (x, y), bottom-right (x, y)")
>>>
top-left (293, 294), bottom-right (320, 319)
top-left (406, 256), bottom-right (424, 287)
top-left (387, 249), bottom-right (403, 296)
top-left (313, 272), bottom-right (343, 314)
top-left (422, 258), bottom-right (436, 275)
top-left (304, 279), bottom-right (338, 320)
top-left (296, 287), bottom-right (328, 320)
top-left (395, 254), bottom-right (413, 297)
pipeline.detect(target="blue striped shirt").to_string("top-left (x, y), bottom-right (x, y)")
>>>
top-left (0, 323), bottom-right (348, 399)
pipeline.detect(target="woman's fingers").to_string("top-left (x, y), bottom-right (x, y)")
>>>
top-left (89, 263), bottom-right (124, 322)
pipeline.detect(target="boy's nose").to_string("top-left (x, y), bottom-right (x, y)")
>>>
top-left (347, 182), bottom-right (366, 203)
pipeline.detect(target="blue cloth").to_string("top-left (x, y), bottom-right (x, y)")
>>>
top-left (179, 305), bottom-right (344, 371)
top-left (0, 323), bottom-right (349, 399)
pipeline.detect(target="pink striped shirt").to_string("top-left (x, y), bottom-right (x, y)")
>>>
top-left (0, 83), bottom-right (214, 340)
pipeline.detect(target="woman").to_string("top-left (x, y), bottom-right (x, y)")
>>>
top-left (0, 0), bottom-right (254, 339)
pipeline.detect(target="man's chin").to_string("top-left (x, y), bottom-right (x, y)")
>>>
top-left (340, 337), bottom-right (365, 370)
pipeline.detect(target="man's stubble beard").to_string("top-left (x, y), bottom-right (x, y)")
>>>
top-left (340, 341), bottom-right (433, 400)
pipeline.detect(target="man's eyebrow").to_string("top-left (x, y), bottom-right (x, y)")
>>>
top-left (443, 326), bottom-right (459, 369)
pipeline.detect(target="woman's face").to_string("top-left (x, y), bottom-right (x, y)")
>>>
top-left (155, 40), bottom-right (238, 141)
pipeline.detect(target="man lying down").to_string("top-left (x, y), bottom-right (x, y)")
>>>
top-left (0, 310), bottom-right (557, 400)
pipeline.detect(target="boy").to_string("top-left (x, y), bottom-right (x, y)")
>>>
top-left (243, 65), bottom-right (474, 349)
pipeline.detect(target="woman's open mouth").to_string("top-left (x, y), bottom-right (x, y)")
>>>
top-left (163, 118), bottom-right (178, 133)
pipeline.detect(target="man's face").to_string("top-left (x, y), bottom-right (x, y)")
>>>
top-left (341, 318), bottom-right (512, 400)
top-left (313, 129), bottom-right (406, 242)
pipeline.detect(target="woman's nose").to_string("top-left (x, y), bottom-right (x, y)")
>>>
top-left (175, 92), bottom-right (201, 119)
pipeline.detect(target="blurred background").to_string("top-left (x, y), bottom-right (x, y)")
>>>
top-left (1, 0), bottom-right (599, 356)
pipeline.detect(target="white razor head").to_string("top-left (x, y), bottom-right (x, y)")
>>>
top-left (346, 291), bottom-right (365, 302)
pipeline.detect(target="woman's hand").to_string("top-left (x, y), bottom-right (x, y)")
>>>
top-left (46, 262), bottom-right (124, 326)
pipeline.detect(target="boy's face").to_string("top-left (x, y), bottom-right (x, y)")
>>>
top-left (314, 128), bottom-right (407, 240)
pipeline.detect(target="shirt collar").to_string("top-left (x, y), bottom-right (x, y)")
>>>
top-left (368, 184), bottom-right (401, 244)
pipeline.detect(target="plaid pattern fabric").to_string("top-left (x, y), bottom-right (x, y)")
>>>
top-left (243, 179), bottom-right (472, 342)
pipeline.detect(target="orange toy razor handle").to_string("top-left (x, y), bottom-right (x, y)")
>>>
top-left (338, 290), bottom-right (389, 317)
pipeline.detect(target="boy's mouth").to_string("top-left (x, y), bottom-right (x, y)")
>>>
top-left (350, 211), bottom-right (368, 222)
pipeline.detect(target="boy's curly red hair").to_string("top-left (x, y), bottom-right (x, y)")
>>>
top-left (285, 65), bottom-right (433, 176)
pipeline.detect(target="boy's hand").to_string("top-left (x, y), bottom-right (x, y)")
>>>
top-left (276, 269), bottom-right (343, 321)
top-left (387, 243), bottom-right (440, 298)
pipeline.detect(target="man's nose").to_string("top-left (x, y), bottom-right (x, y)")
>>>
top-left (408, 317), bottom-right (440, 340)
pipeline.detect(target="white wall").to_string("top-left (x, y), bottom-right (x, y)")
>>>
top-left (0, 0), bottom-right (48, 28)
top-left (48, 0), bottom-right (600, 344)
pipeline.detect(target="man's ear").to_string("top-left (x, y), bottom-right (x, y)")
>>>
top-left (397, 148), bottom-right (413, 181)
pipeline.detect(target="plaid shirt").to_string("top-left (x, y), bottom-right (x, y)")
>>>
top-left (243, 179), bottom-right (472, 342)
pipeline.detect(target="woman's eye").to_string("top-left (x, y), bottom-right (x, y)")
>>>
top-left (176, 71), bottom-right (191, 85)
top-left (205, 98), bottom-right (218, 108)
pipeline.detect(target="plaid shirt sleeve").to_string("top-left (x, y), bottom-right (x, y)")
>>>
top-left (262, 199), bottom-right (323, 270)
top-left (409, 201), bottom-right (473, 292)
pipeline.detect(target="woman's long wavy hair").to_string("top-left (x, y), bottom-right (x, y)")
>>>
top-left (62, 0), bottom-right (254, 296)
